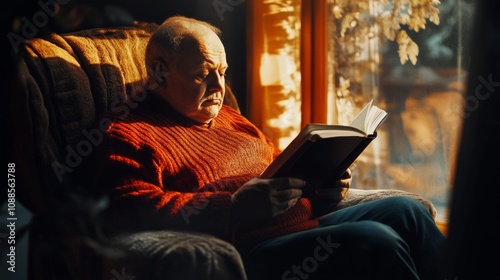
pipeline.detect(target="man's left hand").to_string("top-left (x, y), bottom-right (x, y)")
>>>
top-left (314, 168), bottom-right (352, 202)
top-left (310, 168), bottom-right (352, 216)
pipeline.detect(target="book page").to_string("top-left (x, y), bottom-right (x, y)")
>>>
top-left (366, 105), bottom-right (389, 134)
top-left (349, 99), bottom-right (374, 133)
top-left (348, 99), bottom-right (388, 135)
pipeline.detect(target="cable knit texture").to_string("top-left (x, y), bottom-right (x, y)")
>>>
top-left (94, 93), bottom-right (319, 249)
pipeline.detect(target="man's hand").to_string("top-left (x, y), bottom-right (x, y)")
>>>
top-left (315, 168), bottom-right (352, 202)
top-left (231, 177), bottom-right (306, 223)
top-left (311, 168), bottom-right (352, 216)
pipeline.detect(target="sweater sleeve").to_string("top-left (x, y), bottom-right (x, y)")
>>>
top-left (94, 129), bottom-right (241, 241)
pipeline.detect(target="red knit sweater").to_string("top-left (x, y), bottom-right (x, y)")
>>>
top-left (94, 94), bottom-right (319, 249)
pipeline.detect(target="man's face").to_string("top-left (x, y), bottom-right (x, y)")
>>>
top-left (161, 32), bottom-right (228, 124)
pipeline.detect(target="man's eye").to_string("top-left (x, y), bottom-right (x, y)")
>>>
top-left (195, 71), bottom-right (225, 80)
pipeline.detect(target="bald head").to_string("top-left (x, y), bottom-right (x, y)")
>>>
top-left (145, 16), bottom-right (223, 68)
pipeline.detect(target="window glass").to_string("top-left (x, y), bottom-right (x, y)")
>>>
top-left (326, 0), bottom-right (476, 224)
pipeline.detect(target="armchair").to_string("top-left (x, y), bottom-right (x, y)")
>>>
top-left (10, 21), bottom-right (437, 280)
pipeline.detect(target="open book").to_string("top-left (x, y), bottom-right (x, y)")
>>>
top-left (259, 99), bottom-right (389, 195)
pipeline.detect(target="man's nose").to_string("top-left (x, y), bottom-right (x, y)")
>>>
top-left (209, 72), bottom-right (225, 92)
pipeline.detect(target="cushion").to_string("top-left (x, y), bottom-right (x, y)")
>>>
top-left (338, 188), bottom-right (437, 219)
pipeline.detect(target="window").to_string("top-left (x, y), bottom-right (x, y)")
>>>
top-left (248, 0), bottom-right (475, 226)
top-left (323, 0), bottom-right (474, 225)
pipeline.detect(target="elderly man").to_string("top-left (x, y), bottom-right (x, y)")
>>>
top-left (93, 15), bottom-right (445, 280)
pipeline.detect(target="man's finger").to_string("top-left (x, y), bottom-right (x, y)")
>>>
top-left (273, 177), bottom-right (307, 190)
top-left (274, 188), bottom-right (303, 202)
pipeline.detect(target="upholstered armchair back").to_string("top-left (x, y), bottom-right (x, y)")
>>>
top-left (14, 21), bottom-right (240, 214)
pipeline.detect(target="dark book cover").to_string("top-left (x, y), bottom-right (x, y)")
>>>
top-left (263, 132), bottom-right (375, 196)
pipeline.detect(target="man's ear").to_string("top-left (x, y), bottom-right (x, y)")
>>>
top-left (149, 59), bottom-right (170, 86)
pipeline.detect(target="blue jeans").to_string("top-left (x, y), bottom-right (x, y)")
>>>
top-left (242, 196), bottom-right (445, 280)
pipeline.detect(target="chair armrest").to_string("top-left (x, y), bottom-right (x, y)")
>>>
top-left (335, 188), bottom-right (437, 220)
top-left (105, 230), bottom-right (247, 280)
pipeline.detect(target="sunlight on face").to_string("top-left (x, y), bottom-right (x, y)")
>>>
top-left (162, 29), bottom-right (228, 124)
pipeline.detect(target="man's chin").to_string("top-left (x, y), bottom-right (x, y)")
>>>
top-left (194, 108), bottom-right (220, 123)
top-left (203, 104), bottom-right (222, 114)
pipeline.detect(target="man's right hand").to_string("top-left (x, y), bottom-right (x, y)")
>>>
top-left (231, 177), bottom-right (306, 223)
